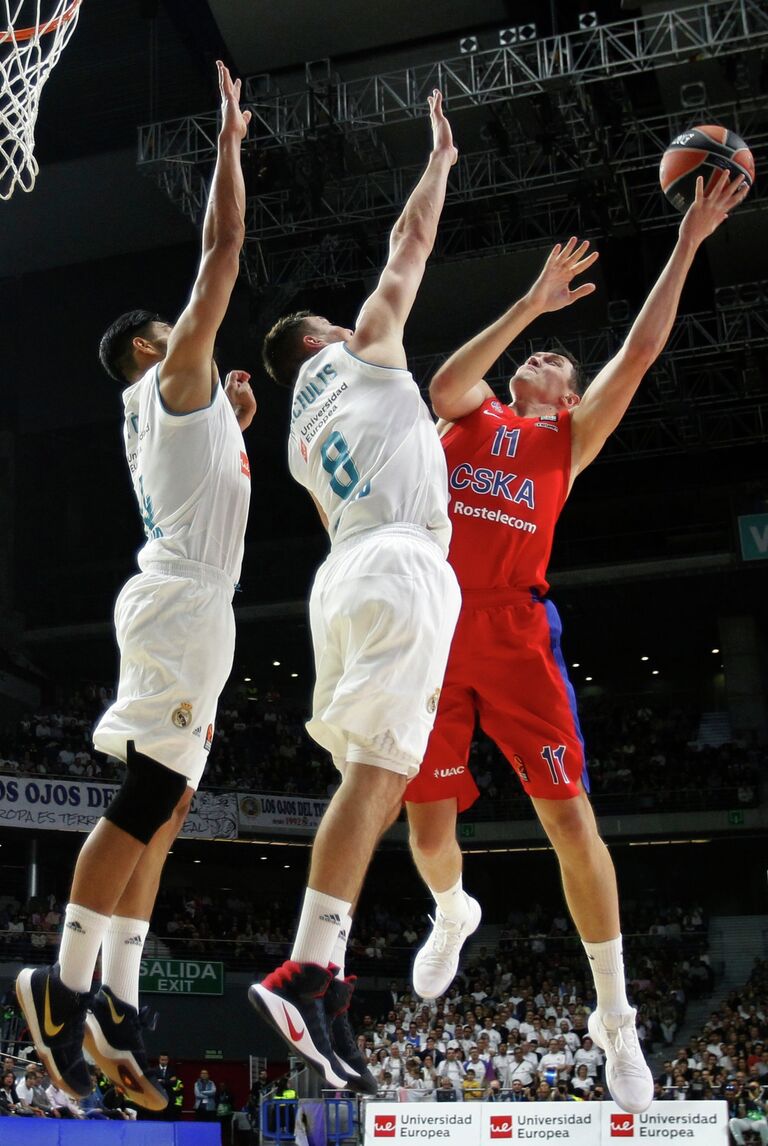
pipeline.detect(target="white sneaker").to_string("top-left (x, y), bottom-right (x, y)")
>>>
top-left (588, 1008), bottom-right (653, 1114)
top-left (412, 895), bottom-right (482, 999)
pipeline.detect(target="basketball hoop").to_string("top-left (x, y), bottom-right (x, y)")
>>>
top-left (0, 1), bottom-right (83, 200)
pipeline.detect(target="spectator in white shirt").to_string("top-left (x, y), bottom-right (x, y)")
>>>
top-left (46, 1083), bottom-right (85, 1118)
top-left (574, 1036), bottom-right (603, 1079)
top-left (507, 1049), bottom-right (536, 1089)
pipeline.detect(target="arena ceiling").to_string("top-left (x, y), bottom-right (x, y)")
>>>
top-left (2, 0), bottom-right (767, 649)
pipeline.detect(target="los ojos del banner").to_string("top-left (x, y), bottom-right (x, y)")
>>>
top-left (238, 792), bottom-right (329, 835)
top-left (0, 776), bottom-right (238, 840)
top-left (364, 1101), bottom-right (727, 1143)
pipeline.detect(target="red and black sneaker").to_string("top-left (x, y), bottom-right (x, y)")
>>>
top-left (324, 973), bottom-right (378, 1096)
top-left (249, 961), bottom-right (353, 1089)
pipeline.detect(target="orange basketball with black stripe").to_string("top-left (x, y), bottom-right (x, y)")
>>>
top-left (660, 124), bottom-right (755, 212)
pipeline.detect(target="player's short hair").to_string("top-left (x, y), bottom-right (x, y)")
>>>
top-left (99, 309), bottom-right (167, 384)
top-left (557, 347), bottom-right (585, 396)
top-left (262, 310), bottom-right (315, 388)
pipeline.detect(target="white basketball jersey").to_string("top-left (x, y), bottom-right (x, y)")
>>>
top-left (122, 365), bottom-right (251, 584)
top-left (288, 343), bottom-right (451, 553)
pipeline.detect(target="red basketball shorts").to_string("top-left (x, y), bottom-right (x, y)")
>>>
top-left (404, 590), bottom-right (588, 811)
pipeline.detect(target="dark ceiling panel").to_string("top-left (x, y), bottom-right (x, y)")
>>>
top-left (206, 0), bottom-right (515, 75)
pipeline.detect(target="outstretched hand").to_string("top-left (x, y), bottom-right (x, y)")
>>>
top-left (225, 370), bottom-right (257, 430)
top-left (428, 90), bottom-right (458, 166)
top-left (679, 169), bottom-right (750, 246)
top-left (525, 237), bottom-right (600, 313)
top-left (217, 60), bottom-right (251, 140)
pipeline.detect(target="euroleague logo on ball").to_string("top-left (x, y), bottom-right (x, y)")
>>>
top-left (490, 1115), bottom-right (513, 1139)
top-left (611, 1113), bottom-right (635, 1137)
top-left (373, 1114), bottom-right (397, 1137)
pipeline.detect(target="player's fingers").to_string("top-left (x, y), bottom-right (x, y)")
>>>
top-left (694, 175), bottom-right (704, 204)
top-left (243, 110), bottom-right (252, 128)
top-left (570, 282), bottom-right (597, 300)
top-left (566, 239), bottom-right (591, 261)
top-left (572, 250), bottom-right (600, 273)
top-left (561, 236), bottom-right (578, 257)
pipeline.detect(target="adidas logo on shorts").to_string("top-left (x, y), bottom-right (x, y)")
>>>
top-left (124, 934), bottom-right (144, 946)
top-left (319, 913), bottom-right (342, 925)
top-left (66, 920), bottom-right (86, 934)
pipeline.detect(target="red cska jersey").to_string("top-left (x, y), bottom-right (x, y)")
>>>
top-left (442, 397), bottom-right (572, 594)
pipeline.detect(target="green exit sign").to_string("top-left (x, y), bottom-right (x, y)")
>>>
top-left (139, 959), bottom-right (224, 995)
top-left (728, 810), bottom-right (745, 826)
top-left (738, 514), bottom-right (768, 562)
top-left (459, 823), bottom-right (476, 839)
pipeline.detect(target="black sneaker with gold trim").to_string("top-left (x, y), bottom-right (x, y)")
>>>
top-left (15, 963), bottom-right (91, 1098)
top-left (84, 985), bottom-right (168, 1112)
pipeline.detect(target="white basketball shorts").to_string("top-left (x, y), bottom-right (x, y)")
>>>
top-left (93, 559), bottom-right (236, 790)
top-left (306, 524), bottom-right (461, 779)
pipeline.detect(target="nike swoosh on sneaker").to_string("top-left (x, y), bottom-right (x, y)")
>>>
top-left (283, 1004), bottom-right (304, 1041)
top-left (105, 994), bottom-right (126, 1026)
top-left (44, 977), bottom-right (65, 1038)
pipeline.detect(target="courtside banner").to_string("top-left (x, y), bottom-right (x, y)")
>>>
top-left (601, 1101), bottom-right (728, 1142)
top-left (482, 1103), bottom-right (599, 1142)
top-left (238, 792), bottom-right (329, 835)
top-left (364, 1102), bottom-right (729, 1143)
top-left (365, 1104), bottom-right (480, 1143)
top-left (0, 776), bottom-right (238, 839)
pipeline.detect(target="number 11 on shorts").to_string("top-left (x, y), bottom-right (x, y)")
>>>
top-left (541, 744), bottom-right (570, 785)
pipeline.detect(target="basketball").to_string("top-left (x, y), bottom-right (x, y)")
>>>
top-left (659, 124), bottom-right (755, 212)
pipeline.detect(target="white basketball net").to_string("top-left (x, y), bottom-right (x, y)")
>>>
top-left (0, 0), bottom-right (82, 200)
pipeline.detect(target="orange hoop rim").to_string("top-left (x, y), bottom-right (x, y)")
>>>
top-left (0, 0), bottom-right (82, 45)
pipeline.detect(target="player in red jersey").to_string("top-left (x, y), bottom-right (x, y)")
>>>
top-left (404, 172), bottom-right (748, 1114)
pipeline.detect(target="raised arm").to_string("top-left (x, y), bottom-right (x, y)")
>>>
top-left (159, 62), bottom-right (251, 414)
top-left (429, 238), bottom-right (599, 421)
top-left (570, 172), bottom-right (749, 477)
top-left (347, 91), bottom-right (457, 369)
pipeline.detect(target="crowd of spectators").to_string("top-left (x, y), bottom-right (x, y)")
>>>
top-left (0, 1052), bottom-right (233, 1124)
top-left (0, 690), bottom-right (763, 818)
top-left (347, 903), bottom-right (713, 1106)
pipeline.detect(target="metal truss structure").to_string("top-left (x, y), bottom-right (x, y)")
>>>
top-left (249, 173), bottom-right (767, 289)
top-left (136, 0), bottom-right (768, 457)
top-left (138, 0), bottom-right (768, 159)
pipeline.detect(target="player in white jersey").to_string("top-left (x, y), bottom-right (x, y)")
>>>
top-left (249, 91), bottom-right (461, 1093)
top-left (16, 62), bottom-right (255, 1111)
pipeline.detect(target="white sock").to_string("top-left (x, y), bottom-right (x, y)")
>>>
top-left (58, 903), bottom-right (111, 994)
top-left (331, 913), bottom-right (353, 979)
top-left (583, 935), bottom-right (631, 1014)
top-left (291, 888), bottom-right (352, 968)
top-left (431, 876), bottom-right (470, 924)
top-left (102, 916), bottom-right (149, 1010)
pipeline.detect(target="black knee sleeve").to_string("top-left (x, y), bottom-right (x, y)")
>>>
top-left (104, 741), bottom-right (188, 844)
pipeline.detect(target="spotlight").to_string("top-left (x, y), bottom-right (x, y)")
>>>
top-left (585, 676), bottom-right (593, 682)
top-left (578, 12), bottom-right (599, 30)
top-left (272, 660), bottom-right (281, 667)
top-left (711, 648), bottom-right (720, 654)
top-left (459, 35), bottom-right (479, 54)
top-left (652, 670), bottom-right (659, 676)
top-left (572, 662), bottom-right (580, 668)
top-left (641, 656), bottom-right (649, 662)
top-left (291, 673), bottom-right (299, 678)
top-left (305, 58), bottom-right (332, 87)
top-left (518, 23), bottom-right (537, 41)
top-left (680, 81), bottom-right (706, 109)
top-left (499, 28), bottom-right (517, 46)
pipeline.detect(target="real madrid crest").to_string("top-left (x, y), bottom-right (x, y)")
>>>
top-left (171, 701), bottom-right (193, 728)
